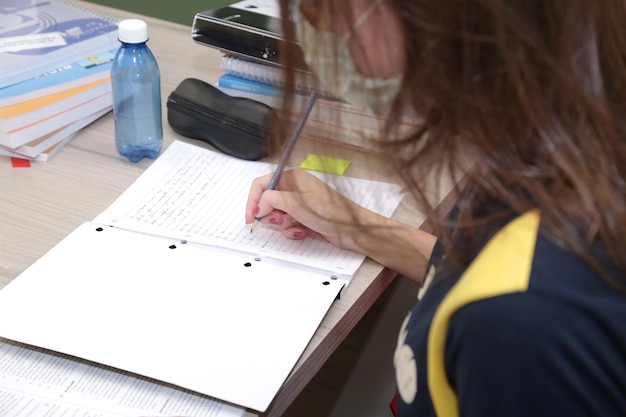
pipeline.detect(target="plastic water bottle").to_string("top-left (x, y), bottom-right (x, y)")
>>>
top-left (111, 19), bottom-right (163, 162)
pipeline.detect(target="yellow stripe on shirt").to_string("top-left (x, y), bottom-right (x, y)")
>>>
top-left (427, 210), bottom-right (541, 417)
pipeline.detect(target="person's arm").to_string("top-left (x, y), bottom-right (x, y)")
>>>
top-left (245, 168), bottom-right (436, 282)
top-left (353, 213), bottom-right (436, 283)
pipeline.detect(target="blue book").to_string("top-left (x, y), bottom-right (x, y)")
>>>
top-left (0, 48), bottom-right (116, 107)
top-left (0, 0), bottom-right (120, 88)
top-left (217, 73), bottom-right (283, 98)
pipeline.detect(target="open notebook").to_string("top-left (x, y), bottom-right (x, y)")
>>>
top-left (0, 140), bottom-right (404, 413)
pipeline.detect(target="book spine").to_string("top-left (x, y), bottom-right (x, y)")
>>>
top-left (0, 78), bottom-right (111, 131)
top-left (217, 74), bottom-right (283, 98)
top-left (0, 92), bottom-right (112, 149)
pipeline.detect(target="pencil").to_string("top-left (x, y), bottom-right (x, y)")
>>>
top-left (250, 90), bottom-right (319, 233)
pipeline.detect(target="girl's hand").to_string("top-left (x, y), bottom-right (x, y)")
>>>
top-left (245, 168), bottom-right (437, 282)
top-left (245, 168), bottom-right (373, 251)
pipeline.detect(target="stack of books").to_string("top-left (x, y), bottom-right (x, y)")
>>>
top-left (0, 0), bottom-right (120, 162)
top-left (192, 0), bottom-right (418, 152)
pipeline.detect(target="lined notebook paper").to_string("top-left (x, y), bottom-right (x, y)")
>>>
top-left (94, 140), bottom-right (404, 281)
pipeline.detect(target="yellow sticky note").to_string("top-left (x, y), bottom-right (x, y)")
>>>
top-left (300, 154), bottom-right (351, 175)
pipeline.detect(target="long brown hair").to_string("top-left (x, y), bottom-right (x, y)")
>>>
top-left (277, 0), bottom-right (626, 288)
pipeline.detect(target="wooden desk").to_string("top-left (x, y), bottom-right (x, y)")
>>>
top-left (0, 3), bottom-right (452, 416)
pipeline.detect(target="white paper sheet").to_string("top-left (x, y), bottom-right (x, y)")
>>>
top-left (0, 338), bottom-right (243, 417)
top-left (0, 140), bottom-right (404, 413)
top-left (0, 223), bottom-right (345, 412)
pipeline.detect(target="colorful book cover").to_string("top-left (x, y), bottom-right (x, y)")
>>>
top-left (0, 76), bottom-right (110, 130)
top-left (0, 0), bottom-right (119, 88)
top-left (0, 48), bottom-right (115, 107)
top-left (0, 106), bottom-right (109, 160)
top-left (0, 91), bottom-right (112, 149)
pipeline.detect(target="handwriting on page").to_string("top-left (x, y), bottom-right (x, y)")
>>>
top-left (95, 141), bottom-right (403, 276)
top-left (120, 145), bottom-right (342, 260)
top-left (125, 146), bottom-right (266, 243)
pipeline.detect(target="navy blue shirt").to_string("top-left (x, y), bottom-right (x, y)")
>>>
top-left (394, 211), bottom-right (626, 416)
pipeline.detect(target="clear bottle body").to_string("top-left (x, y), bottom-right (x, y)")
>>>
top-left (111, 41), bottom-right (163, 162)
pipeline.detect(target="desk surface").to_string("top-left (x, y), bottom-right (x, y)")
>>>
top-left (0, 3), bottom-right (450, 417)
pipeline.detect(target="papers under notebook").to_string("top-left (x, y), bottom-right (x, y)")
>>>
top-left (0, 140), bottom-right (404, 413)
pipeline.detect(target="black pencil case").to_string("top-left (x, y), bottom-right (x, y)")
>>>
top-left (167, 78), bottom-right (273, 160)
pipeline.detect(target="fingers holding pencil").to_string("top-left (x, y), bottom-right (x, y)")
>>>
top-left (249, 90), bottom-right (319, 233)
